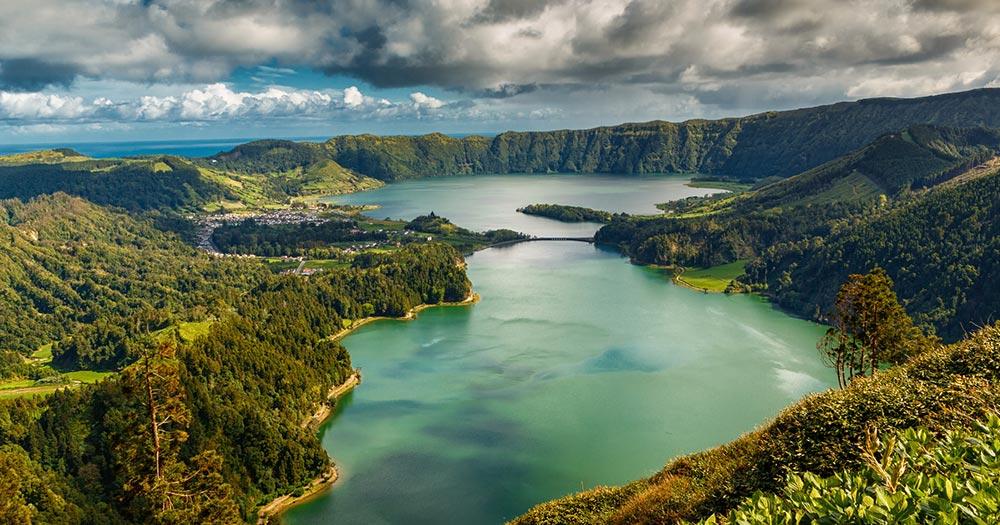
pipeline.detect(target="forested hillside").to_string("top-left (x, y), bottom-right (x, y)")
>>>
top-left (0, 194), bottom-right (258, 355)
top-left (0, 192), bottom-right (472, 522)
top-left (0, 149), bottom-right (381, 213)
top-left (592, 126), bottom-right (1000, 340)
top-left (740, 125), bottom-right (1000, 209)
top-left (199, 139), bottom-right (383, 200)
top-left (209, 88), bottom-right (1000, 182)
top-left (0, 156), bottom-right (229, 211)
top-left (748, 164), bottom-right (1000, 341)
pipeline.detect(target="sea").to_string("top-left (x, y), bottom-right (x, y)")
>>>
top-left (0, 137), bottom-right (328, 159)
top-left (0, 133), bottom-right (495, 159)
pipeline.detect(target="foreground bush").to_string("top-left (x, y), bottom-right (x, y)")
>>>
top-left (701, 414), bottom-right (1000, 524)
top-left (512, 324), bottom-right (1000, 524)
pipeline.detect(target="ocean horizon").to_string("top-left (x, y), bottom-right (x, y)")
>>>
top-left (0, 136), bottom-right (328, 159)
top-left (0, 133), bottom-right (497, 159)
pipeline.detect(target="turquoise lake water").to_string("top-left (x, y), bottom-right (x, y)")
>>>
top-left (287, 176), bottom-right (833, 524)
top-left (326, 173), bottom-right (721, 237)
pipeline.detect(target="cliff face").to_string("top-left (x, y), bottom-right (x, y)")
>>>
top-left (315, 88), bottom-right (1000, 181)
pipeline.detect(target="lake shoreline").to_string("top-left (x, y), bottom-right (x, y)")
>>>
top-left (645, 263), bottom-right (726, 294)
top-left (257, 290), bottom-right (480, 523)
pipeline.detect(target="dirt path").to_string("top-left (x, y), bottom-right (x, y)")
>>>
top-left (300, 372), bottom-right (361, 430)
top-left (0, 382), bottom-right (81, 399)
top-left (256, 465), bottom-right (339, 523)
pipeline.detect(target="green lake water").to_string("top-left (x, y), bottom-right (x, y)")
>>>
top-left (289, 176), bottom-right (833, 524)
top-left (326, 173), bottom-right (722, 237)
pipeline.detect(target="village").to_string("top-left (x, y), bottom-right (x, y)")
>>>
top-left (189, 207), bottom-right (432, 275)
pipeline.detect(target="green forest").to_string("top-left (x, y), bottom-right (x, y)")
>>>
top-left (516, 204), bottom-right (614, 223)
top-left (2, 87), bottom-right (1000, 524)
top-left (594, 125), bottom-right (1000, 342)
top-left (0, 193), bottom-right (471, 523)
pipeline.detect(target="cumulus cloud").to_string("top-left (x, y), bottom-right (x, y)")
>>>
top-left (0, 0), bottom-right (999, 128)
top-left (342, 86), bottom-right (365, 108)
top-left (410, 92), bottom-right (445, 109)
top-left (0, 83), bottom-right (466, 125)
top-left (0, 92), bottom-right (88, 119)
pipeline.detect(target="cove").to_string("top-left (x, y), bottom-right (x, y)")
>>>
top-left (283, 240), bottom-right (833, 524)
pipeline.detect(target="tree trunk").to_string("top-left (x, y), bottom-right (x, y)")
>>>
top-left (144, 358), bottom-right (162, 481)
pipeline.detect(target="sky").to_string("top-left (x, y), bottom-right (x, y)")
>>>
top-left (1, 0), bottom-right (999, 143)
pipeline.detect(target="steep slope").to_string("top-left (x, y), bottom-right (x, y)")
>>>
top-left (321, 132), bottom-right (495, 179)
top-left (737, 125), bottom-right (1000, 210)
top-left (201, 88), bottom-right (1000, 182)
top-left (718, 88), bottom-right (1000, 179)
top-left (594, 126), bottom-right (1000, 340)
top-left (0, 194), bottom-right (259, 354)
top-left (200, 139), bottom-right (383, 199)
top-left (205, 139), bottom-right (330, 173)
top-left (749, 160), bottom-right (1000, 340)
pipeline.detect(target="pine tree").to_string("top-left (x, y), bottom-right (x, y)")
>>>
top-left (819, 268), bottom-right (933, 387)
top-left (120, 339), bottom-right (239, 524)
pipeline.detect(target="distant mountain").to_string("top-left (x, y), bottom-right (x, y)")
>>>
top-left (0, 147), bottom-right (381, 212)
top-left (209, 88), bottom-right (1000, 181)
top-left (735, 125), bottom-right (1000, 210)
top-left (5, 88), bottom-right (1000, 212)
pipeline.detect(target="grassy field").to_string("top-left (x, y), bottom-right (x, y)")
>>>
top-left (357, 218), bottom-right (404, 231)
top-left (0, 379), bottom-right (37, 391)
top-left (264, 258), bottom-right (303, 272)
top-left (686, 179), bottom-right (753, 192)
top-left (177, 320), bottom-right (214, 342)
top-left (0, 370), bottom-right (114, 399)
top-left (304, 259), bottom-right (350, 271)
top-left (31, 343), bottom-right (53, 362)
top-left (0, 385), bottom-right (66, 399)
top-left (63, 370), bottom-right (114, 383)
top-left (0, 149), bottom-right (91, 165)
top-left (677, 260), bottom-right (748, 292)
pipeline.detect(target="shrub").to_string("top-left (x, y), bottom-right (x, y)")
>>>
top-left (512, 324), bottom-right (1000, 524)
top-left (700, 413), bottom-right (1000, 524)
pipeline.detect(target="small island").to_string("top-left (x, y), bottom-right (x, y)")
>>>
top-left (516, 203), bottom-right (616, 223)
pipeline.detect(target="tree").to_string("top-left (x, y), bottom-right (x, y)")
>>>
top-left (819, 268), bottom-right (932, 388)
top-left (0, 449), bottom-right (32, 525)
top-left (120, 339), bottom-right (239, 524)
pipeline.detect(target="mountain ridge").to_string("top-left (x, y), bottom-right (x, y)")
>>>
top-left (205, 87), bottom-right (1000, 181)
